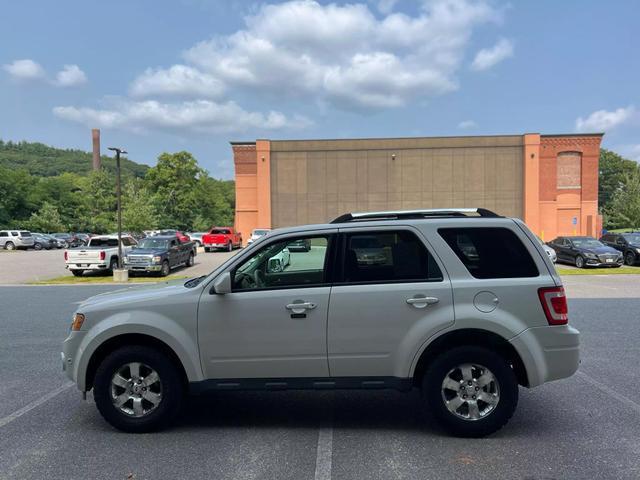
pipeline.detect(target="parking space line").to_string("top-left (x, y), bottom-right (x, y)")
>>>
top-left (0, 382), bottom-right (74, 428)
top-left (314, 427), bottom-right (333, 480)
top-left (577, 371), bottom-right (640, 415)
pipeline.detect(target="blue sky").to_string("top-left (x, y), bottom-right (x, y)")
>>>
top-left (1, 0), bottom-right (638, 179)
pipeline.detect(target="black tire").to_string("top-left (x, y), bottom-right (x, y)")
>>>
top-left (423, 346), bottom-right (518, 438)
top-left (204, 247), bottom-right (210, 253)
top-left (4, 241), bottom-right (15, 251)
top-left (625, 252), bottom-right (636, 266)
top-left (109, 257), bottom-right (118, 272)
top-left (71, 270), bottom-right (84, 277)
top-left (159, 260), bottom-right (170, 277)
top-left (33, 242), bottom-right (43, 251)
top-left (227, 242), bottom-right (233, 252)
top-left (575, 255), bottom-right (585, 268)
top-left (93, 345), bottom-right (184, 433)
top-left (186, 252), bottom-right (194, 267)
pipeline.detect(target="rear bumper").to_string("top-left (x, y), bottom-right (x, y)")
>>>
top-left (66, 263), bottom-right (109, 270)
top-left (509, 325), bottom-right (580, 387)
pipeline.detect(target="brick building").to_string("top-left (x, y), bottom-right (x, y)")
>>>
top-left (231, 133), bottom-right (602, 243)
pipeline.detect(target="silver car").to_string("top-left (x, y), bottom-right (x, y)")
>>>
top-left (62, 208), bottom-right (579, 437)
top-left (0, 230), bottom-right (35, 250)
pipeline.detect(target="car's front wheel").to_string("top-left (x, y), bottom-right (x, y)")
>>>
top-left (93, 345), bottom-right (184, 433)
top-left (159, 260), bottom-right (170, 277)
top-left (575, 255), bottom-right (585, 268)
top-left (423, 346), bottom-right (518, 437)
top-left (625, 252), bottom-right (636, 266)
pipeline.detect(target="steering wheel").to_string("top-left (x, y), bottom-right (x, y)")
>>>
top-left (253, 269), bottom-right (265, 287)
top-left (235, 271), bottom-right (257, 289)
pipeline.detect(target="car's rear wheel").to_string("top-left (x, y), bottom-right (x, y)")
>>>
top-left (575, 255), bottom-right (585, 268)
top-left (625, 252), bottom-right (636, 266)
top-left (33, 242), bottom-right (43, 250)
top-left (204, 247), bottom-right (210, 253)
top-left (71, 270), bottom-right (84, 277)
top-left (4, 242), bottom-right (15, 251)
top-left (93, 345), bottom-right (184, 433)
top-left (109, 257), bottom-right (118, 272)
top-left (423, 346), bottom-right (518, 437)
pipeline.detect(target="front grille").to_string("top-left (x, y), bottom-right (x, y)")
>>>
top-left (127, 256), bottom-right (151, 264)
top-left (598, 254), bottom-right (618, 262)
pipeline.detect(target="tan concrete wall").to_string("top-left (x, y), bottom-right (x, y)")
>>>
top-left (270, 136), bottom-right (524, 228)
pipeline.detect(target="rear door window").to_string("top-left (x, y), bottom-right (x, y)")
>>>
top-left (439, 227), bottom-right (539, 279)
top-left (339, 230), bottom-right (442, 284)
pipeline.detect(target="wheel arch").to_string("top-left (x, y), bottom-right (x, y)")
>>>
top-left (411, 328), bottom-right (529, 388)
top-left (85, 333), bottom-right (189, 392)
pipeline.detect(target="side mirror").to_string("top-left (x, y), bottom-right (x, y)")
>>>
top-left (212, 271), bottom-right (232, 294)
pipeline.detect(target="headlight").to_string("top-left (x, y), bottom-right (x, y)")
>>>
top-left (636, 248), bottom-right (640, 254)
top-left (152, 256), bottom-right (162, 263)
top-left (71, 313), bottom-right (85, 331)
top-left (585, 253), bottom-right (597, 259)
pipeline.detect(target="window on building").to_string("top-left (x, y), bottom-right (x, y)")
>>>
top-left (557, 152), bottom-right (582, 189)
top-left (340, 230), bottom-right (443, 284)
top-left (439, 227), bottom-right (539, 279)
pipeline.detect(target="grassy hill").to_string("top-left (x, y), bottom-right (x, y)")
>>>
top-left (0, 139), bottom-right (149, 177)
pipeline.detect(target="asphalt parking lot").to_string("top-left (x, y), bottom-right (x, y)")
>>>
top-left (0, 247), bottom-right (236, 284)
top-left (1, 277), bottom-right (639, 479)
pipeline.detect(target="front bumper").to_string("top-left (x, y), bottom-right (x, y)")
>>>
top-left (584, 257), bottom-right (623, 267)
top-left (62, 330), bottom-right (86, 387)
top-left (509, 324), bottom-right (580, 388)
top-left (124, 264), bottom-right (162, 272)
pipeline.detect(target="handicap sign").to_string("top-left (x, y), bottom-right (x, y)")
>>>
top-left (572, 217), bottom-right (577, 225)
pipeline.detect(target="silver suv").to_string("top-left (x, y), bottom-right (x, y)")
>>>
top-left (0, 230), bottom-right (35, 250)
top-left (62, 209), bottom-right (579, 437)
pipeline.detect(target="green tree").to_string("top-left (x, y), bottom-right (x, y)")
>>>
top-left (604, 169), bottom-right (640, 230)
top-left (0, 166), bottom-right (36, 227)
top-left (192, 176), bottom-right (235, 230)
top-left (145, 151), bottom-right (205, 230)
top-left (121, 179), bottom-right (159, 233)
top-left (599, 149), bottom-right (639, 213)
top-left (23, 202), bottom-right (66, 232)
top-left (76, 169), bottom-right (117, 233)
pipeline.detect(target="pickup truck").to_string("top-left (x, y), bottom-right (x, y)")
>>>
top-left (202, 227), bottom-right (242, 252)
top-left (64, 235), bottom-right (137, 276)
top-left (124, 236), bottom-right (197, 276)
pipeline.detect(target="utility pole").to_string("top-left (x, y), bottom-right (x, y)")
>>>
top-left (108, 147), bottom-right (127, 274)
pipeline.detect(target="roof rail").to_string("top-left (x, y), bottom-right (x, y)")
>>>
top-left (330, 208), bottom-right (502, 224)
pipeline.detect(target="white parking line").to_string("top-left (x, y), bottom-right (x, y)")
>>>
top-left (314, 427), bottom-right (333, 480)
top-left (577, 371), bottom-right (640, 415)
top-left (0, 382), bottom-right (74, 428)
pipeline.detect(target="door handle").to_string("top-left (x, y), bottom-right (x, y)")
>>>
top-left (406, 296), bottom-right (439, 308)
top-left (285, 302), bottom-right (317, 311)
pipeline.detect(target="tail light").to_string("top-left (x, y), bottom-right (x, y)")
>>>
top-left (538, 286), bottom-right (568, 325)
top-left (64, 251), bottom-right (68, 261)
top-left (99, 251), bottom-right (106, 260)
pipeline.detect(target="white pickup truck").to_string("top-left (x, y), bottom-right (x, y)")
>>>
top-left (64, 235), bottom-right (137, 276)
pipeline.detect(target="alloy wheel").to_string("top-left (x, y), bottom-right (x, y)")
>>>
top-left (110, 362), bottom-right (162, 417)
top-left (441, 363), bottom-right (500, 421)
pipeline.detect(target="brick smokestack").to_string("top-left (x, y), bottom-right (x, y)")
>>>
top-left (92, 128), bottom-right (101, 170)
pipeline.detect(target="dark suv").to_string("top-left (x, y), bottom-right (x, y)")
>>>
top-left (600, 232), bottom-right (640, 266)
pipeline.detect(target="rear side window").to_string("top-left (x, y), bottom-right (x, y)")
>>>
top-left (341, 230), bottom-right (443, 284)
top-left (439, 227), bottom-right (539, 279)
top-left (90, 238), bottom-right (119, 247)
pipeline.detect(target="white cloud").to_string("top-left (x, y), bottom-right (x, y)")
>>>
top-left (3, 59), bottom-right (46, 81)
top-left (575, 106), bottom-right (635, 132)
top-left (458, 119), bottom-right (477, 129)
top-left (53, 99), bottom-right (311, 134)
top-left (617, 144), bottom-right (640, 162)
top-left (55, 65), bottom-right (87, 87)
top-left (470, 38), bottom-right (513, 71)
top-left (377, 0), bottom-right (399, 15)
top-left (130, 65), bottom-right (224, 98)
top-left (179, 0), bottom-right (502, 110)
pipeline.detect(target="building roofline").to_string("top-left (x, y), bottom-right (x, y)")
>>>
top-left (229, 141), bottom-right (256, 146)
top-left (540, 133), bottom-right (604, 138)
top-left (266, 133), bottom-right (527, 143)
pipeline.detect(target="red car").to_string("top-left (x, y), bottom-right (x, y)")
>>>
top-left (202, 227), bottom-right (242, 252)
top-left (158, 230), bottom-right (190, 243)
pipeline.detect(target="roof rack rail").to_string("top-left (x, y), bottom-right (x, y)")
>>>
top-left (330, 208), bottom-right (502, 223)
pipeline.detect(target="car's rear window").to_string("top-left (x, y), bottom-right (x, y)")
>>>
top-left (439, 227), bottom-right (539, 279)
top-left (89, 238), bottom-right (119, 247)
top-left (20, 231), bottom-right (32, 237)
top-left (210, 229), bottom-right (231, 234)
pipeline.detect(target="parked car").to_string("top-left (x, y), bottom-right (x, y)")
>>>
top-left (536, 236), bottom-right (557, 263)
top-left (202, 227), bottom-right (242, 252)
top-left (62, 208), bottom-right (578, 437)
top-left (246, 228), bottom-right (271, 245)
top-left (286, 238), bottom-right (311, 252)
top-left (266, 247), bottom-right (290, 272)
top-left (547, 236), bottom-right (623, 268)
top-left (52, 233), bottom-right (83, 248)
top-left (0, 230), bottom-right (34, 250)
top-left (32, 233), bottom-right (57, 250)
top-left (73, 233), bottom-right (92, 246)
top-left (600, 232), bottom-right (640, 266)
top-left (64, 235), bottom-right (137, 276)
top-left (157, 230), bottom-right (190, 243)
top-left (349, 235), bottom-right (388, 264)
top-left (186, 232), bottom-right (206, 247)
top-left (124, 236), bottom-right (197, 276)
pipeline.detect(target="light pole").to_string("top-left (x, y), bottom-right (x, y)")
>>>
top-left (108, 147), bottom-right (127, 272)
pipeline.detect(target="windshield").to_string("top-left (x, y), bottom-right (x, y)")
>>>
top-left (571, 238), bottom-right (604, 248)
top-left (138, 238), bottom-right (169, 249)
top-left (623, 234), bottom-right (640, 244)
